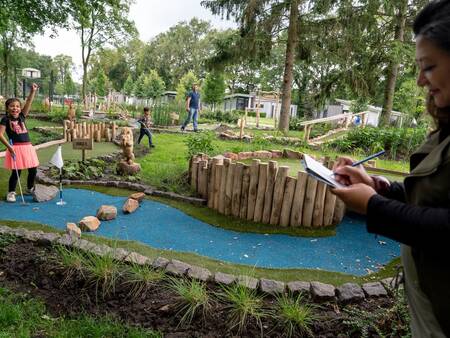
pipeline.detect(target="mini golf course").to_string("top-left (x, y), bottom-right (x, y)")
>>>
top-left (0, 188), bottom-right (399, 276)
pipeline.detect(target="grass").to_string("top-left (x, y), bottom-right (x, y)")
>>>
top-left (125, 263), bottom-right (165, 299)
top-left (0, 287), bottom-right (161, 337)
top-left (167, 277), bottom-right (212, 327)
top-left (217, 282), bottom-right (268, 334)
top-left (55, 245), bottom-right (86, 285)
top-left (275, 293), bottom-right (315, 338)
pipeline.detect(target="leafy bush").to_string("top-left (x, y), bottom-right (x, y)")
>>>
top-left (289, 117), bottom-right (305, 131)
top-left (247, 111), bottom-right (266, 118)
top-left (184, 131), bottom-right (216, 159)
top-left (326, 126), bottom-right (427, 160)
top-left (201, 110), bottom-right (240, 124)
top-left (53, 158), bottom-right (107, 180)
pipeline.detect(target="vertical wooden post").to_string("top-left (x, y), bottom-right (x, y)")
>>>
top-left (246, 159), bottom-right (260, 221)
top-left (301, 176), bottom-right (318, 227)
top-left (231, 163), bottom-right (244, 217)
top-left (290, 171), bottom-right (308, 227)
top-left (111, 122), bottom-right (117, 141)
top-left (270, 166), bottom-right (289, 225)
top-left (218, 158), bottom-right (230, 214)
top-left (323, 188), bottom-right (337, 226)
top-left (280, 176), bottom-right (296, 227)
top-left (191, 160), bottom-right (199, 193)
top-left (312, 182), bottom-right (327, 227)
top-left (213, 163), bottom-right (223, 210)
top-left (262, 161), bottom-right (278, 224)
top-left (239, 164), bottom-right (251, 219)
top-left (224, 162), bottom-right (235, 216)
top-left (207, 159), bottom-right (217, 209)
top-left (198, 160), bottom-right (208, 199)
top-left (253, 163), bottom-right (268, 223)
top-left (332, 197), bottom-right (346, 225)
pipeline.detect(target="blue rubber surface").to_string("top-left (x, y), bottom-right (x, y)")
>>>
top-left (0, 189), bottom-right (400, 276)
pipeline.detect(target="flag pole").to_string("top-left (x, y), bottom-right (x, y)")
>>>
top-left (56, 167), bottom-right (66, 205)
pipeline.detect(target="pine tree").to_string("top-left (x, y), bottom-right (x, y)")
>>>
top-left (203, 71), bottom-right (226, 111)
top-left (123, 74), bottom-right (134, 96)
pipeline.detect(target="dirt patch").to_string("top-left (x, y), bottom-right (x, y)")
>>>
top-left (0, 239), bottom-right (405, 337)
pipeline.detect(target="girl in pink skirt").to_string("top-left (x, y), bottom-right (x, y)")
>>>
top-left (0, 83), bottom-right (39, 202)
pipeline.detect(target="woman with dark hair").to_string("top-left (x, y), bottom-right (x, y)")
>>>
top-left (332, 1), bottom-right (450, 336)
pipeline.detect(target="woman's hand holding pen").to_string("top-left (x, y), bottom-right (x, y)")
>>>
top-left (331, 157), bottom-right (376, 215)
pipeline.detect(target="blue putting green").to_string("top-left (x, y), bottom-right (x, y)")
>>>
top-left (0, 188), bottom-right (399, 276)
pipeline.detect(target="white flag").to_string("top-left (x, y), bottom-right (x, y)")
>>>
top-left (50, 145), bottom-right (64, 169)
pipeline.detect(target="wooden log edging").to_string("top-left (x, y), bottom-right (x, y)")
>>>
top-left (63, 120), bottom-right (118, 143)
top-left (0, 224), bottom-right (395, 301)
top-left (190, 151), bottom-right (346, 228)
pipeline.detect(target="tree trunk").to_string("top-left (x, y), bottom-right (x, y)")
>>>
top-left (278, 0), bottom-right (299, 133)
top-left (379, 1), bottom-right (407, 127)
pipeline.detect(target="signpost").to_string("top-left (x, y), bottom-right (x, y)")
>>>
top-left (72, 138), bottom-right (93, 162)
top-left (21, 68), bottom-right (41, 100)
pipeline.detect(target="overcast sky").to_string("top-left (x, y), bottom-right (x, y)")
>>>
top-left (32, 0), bottom-right (236, 80)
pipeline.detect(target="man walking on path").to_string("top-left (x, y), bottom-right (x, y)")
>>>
top-left (181, 83), bottom-right (200, 132)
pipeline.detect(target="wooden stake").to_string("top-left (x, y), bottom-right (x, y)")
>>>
top-left (312, 182), bottom-right (327, 227)
top-left (239, 165), bottom-right (250, 219)
top-left (253, 163), bottom-right (268, 223)
top-left (301, 176), bottom-right (318, 227)
top-left (224, 162), bottom-right (235, 216)
top-left (246, 159), bottom-right (260, 221)
top-left (323, 188), bottom-right (337, 226)
top-left (218, 158), bottom-right (230, 214)
top-left (231, 162), bottom-right (244, 217)
top-left (280, 176), bottom-right (296, 227)
top-left (213, 163), bottom-right (223, 210)
top-left (262, 161), bottom-right (278, 224)
top-left (270, 166), bottom-right (289, 225)
top-left (290, 171), bottom-right (308, 227)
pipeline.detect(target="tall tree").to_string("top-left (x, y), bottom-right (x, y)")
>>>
top-left (203, 71), bottom-right (226, 111)
top-left (69, 0), bottom-right (136, 102)
top-left (123, 74), bottom-right (134, 96)
top-left (176, 71), bottom-right (199, 103)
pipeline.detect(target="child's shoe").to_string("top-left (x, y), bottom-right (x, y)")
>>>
top-left (6, 192), bottom-right (16, 203)
top-left (25, 186), bottom-right (35, 195)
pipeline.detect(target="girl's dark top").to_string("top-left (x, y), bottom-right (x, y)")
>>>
top-left (0, 113), bottom-right (30, 143)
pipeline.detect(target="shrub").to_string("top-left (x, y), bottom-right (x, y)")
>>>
top-left (184, 131), bottom-right (216, 159)
top-left (54, 158), bottom-right (107, 180)
top-left (326, 126), bottom-right (427, 160)
top-left (201, 110), bottom-right (240, 124)
top-left (247, 111), bottom-right (266, 118)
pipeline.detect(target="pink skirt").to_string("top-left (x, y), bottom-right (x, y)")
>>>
top-left (4, 142), bottom-right (39, 170)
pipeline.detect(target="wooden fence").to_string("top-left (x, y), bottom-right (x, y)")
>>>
top-left (190, 154), bottom-right (346, 228)
top-left (63, 120), bottom-right (119, 143)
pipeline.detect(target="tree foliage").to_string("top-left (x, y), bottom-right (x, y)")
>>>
top-left (176, 72), bottom-right (199, 103)
top-left (202, 71), bottom-right (226, 109)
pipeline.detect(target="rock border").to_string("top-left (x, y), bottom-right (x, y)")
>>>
top-left (0, 224), bottom-right (400, 304)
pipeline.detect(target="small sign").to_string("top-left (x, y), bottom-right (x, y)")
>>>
top-left (21, 68), bottom-right (41, 79)
top-left (73, 138), bottom-right (93, 150)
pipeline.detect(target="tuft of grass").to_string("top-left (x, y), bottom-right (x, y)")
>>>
top-left (275, 293), bottom-right (315, 338)
top-left (84, 251), bottom-right (123, 299)
top-left (217, 283), bottom-right (268, 334)
top-left (0, 234), bottom-right (17, 252)
top-left (124, 263), bottom-right (165, 299)
top-left (166, 277), bottom-right (212, 327)
top-left (55, 245), bottom-right (87, 285)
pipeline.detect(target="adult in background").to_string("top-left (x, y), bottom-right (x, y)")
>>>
top-left (181, 83), bottom-right (200, 132)
top-left (332, 1), bottom-right (450, 336)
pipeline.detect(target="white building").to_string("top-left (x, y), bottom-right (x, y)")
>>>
top-left (222, 93), bottom-right (298, 118)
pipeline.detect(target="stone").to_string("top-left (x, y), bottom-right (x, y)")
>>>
top-left (237, 151), bottom-right (254, 160)
top-left (122, 198), bottom-right (139, 214)
top-left (129, 192), bottom-right (145, 203)
top-left (111, 248), bottom-right (130, 261)
top-left (237, 275), bottom-right (259, 290)
top-left (283, 149), bottom-right (303, 159)
top-left (125, 252), bottom-right (151, 265)
top-left (287, 281), bottom-right (310, 295)
top-left (117, 161), bottom-right (141, 175)
top-left (223, 152), bottom-right (238, 160)
top-left (214, 272), bottom-right (237, 285)
top-left (310, 281), bottom-right (336, 301)
top-left (152, 256), bottom-right (170, 269)
top-left (56, 234), bottom-right (76, 246)
top-left (37, 232), bottom-right (61, 246)
top-left (336, 283), bottom-right (365, 303)
top-left (187, 266), bottom-right (212, 282)
top-left (270, 150), bottom-right (284, 159)
top-left (23, 230), bottom-right (43, 241)
top-left (96, 205), bottom-right (117, 221)
top-left (362, 282), bottom-right (388, 298)
top-left (79, 216), bottom-right (101, 232)
top-left (32, 184), bottom-right (58, 202)
top-left (253, 150), bottom-right (272, 159)
top-left (259, 278), bottom-right (285, 295)
top-left (165, 259), bottom-right (191, 276)
top-left (66, 223), bottom-right (81, 238)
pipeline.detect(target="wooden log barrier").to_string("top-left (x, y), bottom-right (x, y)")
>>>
top-left (253, 163), bottom-right (268, 223)
top-left (301, 176), bottom-right (318, 227)
top-left (218, 158), bottom-right (230, 214)
top-left (207, 159), bottom-right (217, 209)
top-left (198, 160), bottom-right (208, 199)
top-left (280, 176), bottom-right (296, 227)
top-left (231, 162), bottom-right (244, 217)
top-left (323, 188), bottom-right (337, 226)
top-left (290, 171), bottom-right (308, 227)
top-left (262, 161), bottom-right (278, 224)
top-left (191, 160), bottom-right (199, 193)
top-left (270, 166), bottom-right (289, 225)
top-left (239, 165), bottom-right (250, 219)
top-left (333, 197), bottom-right (346, 225)
top-left (246, 159), bottom-right (260, 221)
top-left (224, 162), bottom-right (235, 216)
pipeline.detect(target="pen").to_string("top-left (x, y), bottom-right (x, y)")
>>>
top-left (351, 150), bottom-right (385, 167)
